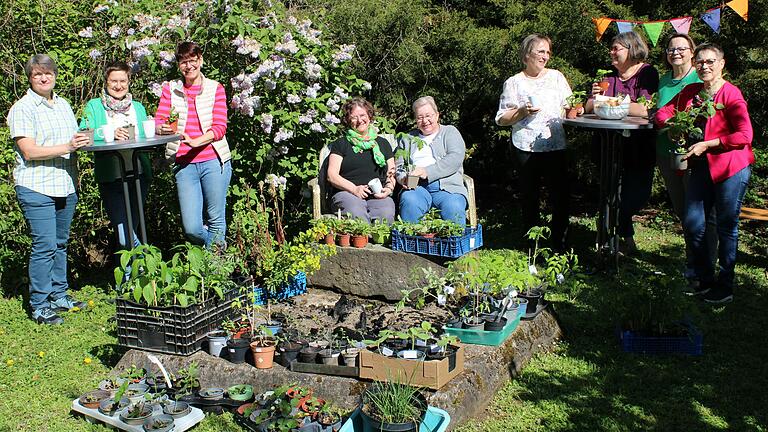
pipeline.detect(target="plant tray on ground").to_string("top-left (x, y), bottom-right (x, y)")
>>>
top-left (253, 271), bottom-right (307, 305)
top-left (289, 360), bottom-right (359, 378)
top-left (443, 310), bottom-right (522, 346)
top-left (391, 225), bottom-right (483, 258)
top-left (358, 344), bottom-right (464, 390)
top-left (116, 288), bottom-right (247, 355)
top-left (340, 406), bottom-right (451, 432)
top-left (618, 323), bottom-right (703, 355)
top-left (71, 398), bottom-right (204, 431)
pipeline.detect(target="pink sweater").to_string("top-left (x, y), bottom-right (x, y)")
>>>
top-left (655, 81), bottom-right (754, 183)
top-left (156, 82), bottom-right (228, 164)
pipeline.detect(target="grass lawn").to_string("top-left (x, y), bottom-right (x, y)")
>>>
top-left (1, 216), bottom-right (766, 431)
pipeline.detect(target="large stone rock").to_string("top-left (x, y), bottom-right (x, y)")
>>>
top-left (307, 245), bottom-right (448, 301)
top-left (114, 308), bottom-right (562, 430)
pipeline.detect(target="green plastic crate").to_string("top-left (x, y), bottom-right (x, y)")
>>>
top-left (443, 310), bottom-right (522, 346)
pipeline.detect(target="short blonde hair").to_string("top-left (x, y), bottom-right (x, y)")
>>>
top-left (412, 96), bottom-right (439, 115)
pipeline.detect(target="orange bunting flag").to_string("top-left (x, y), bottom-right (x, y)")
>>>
top-left (593, 17), bottom-right (613, 41)
top-left (642, 22), bottom-right (665, 46)
top-left (726, 0), bottom-right (749, 21)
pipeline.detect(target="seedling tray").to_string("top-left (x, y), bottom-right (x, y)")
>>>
top-left (290, 359), bottom-right (359, 378)
top-left (618, 323), bottom-right (703, 355)
top-left (358, 345), bottom-right (464, 390)
top-left (253, 271), bottom-right (307, 305)
top-left (443, 311), bottom-right (522, 346)
top-left (71, 399), bottom-right (204, 431)
top-left (340, 406), bottom-right (451, 432)
top-left (391, 225), bottom-right (483, 258)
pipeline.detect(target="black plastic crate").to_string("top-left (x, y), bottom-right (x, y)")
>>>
top-left (116, 288), bottom-right (247, 355)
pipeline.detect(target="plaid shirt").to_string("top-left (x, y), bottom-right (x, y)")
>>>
top-left (8, 89), bottom-right (78, 197)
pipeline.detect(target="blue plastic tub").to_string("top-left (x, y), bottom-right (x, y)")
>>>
top-left (253, 271), bottom-right (307, 305)
top-left (391, 225), bottom-right (483, 258)
top-left (618, 322), bottom-right (703, 355)
top-left (340, 406), bottom-right (451, 432)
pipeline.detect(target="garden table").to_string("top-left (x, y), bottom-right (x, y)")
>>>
top-left (563, 114), bottom-right (653, 268)
top-left (82, 135), bottom-right (181, 245)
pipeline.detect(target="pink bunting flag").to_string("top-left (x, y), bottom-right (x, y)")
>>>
top-left (669, 16), bottom-right (693, 34)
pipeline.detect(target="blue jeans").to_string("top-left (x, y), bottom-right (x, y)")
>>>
top-left (399, 180), bottom-right (467, 226)
top-left (684, 161), bottom-right (750, 289)
top-left (99, 177), bottom-right (149, 250)
top-left (175, 159), bottom-right (232, 248)
top-left (15, 186), bottom-right (77, 311)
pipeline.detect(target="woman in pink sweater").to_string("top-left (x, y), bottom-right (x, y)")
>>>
top-left (156, 41), bottom-right (232, 248)
top-left (655, 43), bottom-right (754, 304)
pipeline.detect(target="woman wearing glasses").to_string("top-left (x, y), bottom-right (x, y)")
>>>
top-left (495, 34), bottom-right (573, 250)
top-left (656, 34), bottom-right (716, 287)
top-left (655, 43), bottom-right (754, 304)
top-left (585, 31), bottom-right (659, 254)
top-left (156, 41), bottom-right (232, 248)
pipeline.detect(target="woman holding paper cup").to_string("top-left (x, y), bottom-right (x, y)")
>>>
top-left (80, 61), bottom-right (152, 251)
top-left (495, 33), bottom-right (573, 250)
top-left (585, 30), bottom-right (659, 253)
top-left (396, 96), bottom-right (468, 226)
top-left (327, 97), bottom-right (396, 223)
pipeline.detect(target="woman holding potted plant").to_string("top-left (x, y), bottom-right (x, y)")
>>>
top-left (396, 96), bottom-right (468, 226)
top-left (495, 34), bottom-right (574, 251)
top-left (585, 30), bottom-right (659, 254)
top-left (326, 97), bottom-right (396, 223)
top-left (155, 41), bottom-right (232, 248)
top-left (655, 43), bottom-right (754, 304)
top-left (654, 33), bottom-right (717, 287)
top-left (80, 61), bottom-right (152, 253)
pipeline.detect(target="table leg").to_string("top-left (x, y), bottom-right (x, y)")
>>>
top-left (111, 152), bottom-right (135, 250)
top-left (596, 130), bottom-right (624, 269)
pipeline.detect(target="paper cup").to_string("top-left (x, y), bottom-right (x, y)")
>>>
top-left (528, 95), bottom-right (540, 109)
top-left (367, 178), bottom-right (382, 194)
top-left (142, 119), bottom-right (156, 139)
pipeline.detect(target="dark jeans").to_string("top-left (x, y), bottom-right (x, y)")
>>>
top-left (99, 176), bottom-right (150, 250)
top-left (685, 160), bottom-right (750, 289)
top-left (513, 148), bottom-right (570, 249)
top-left (618, 166), bottom-right (655, 238)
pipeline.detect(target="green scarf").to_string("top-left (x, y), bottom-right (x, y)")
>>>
top-left (346, 126), bottom-right (386, 167)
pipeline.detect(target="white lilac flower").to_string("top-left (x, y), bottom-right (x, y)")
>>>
top-left (298, 114), bottom-right (313, 124)
top-left (260, 12), bottom-right (276, 29)
top-left (304, 63), bottom-right (322, 80)
top-left (443, 285), bottom-right (455, 295)
top-left (275, 40), bottom-right (299, 55)
top-left (265, 173), bottom-right (287, 190)
top-left (261, 114), bottom-right (273, 134)
top-left (133, 14), bottom-right (161, 32)
top-left (149, 81), bottom-right (163, 97)
top-left (362, 81), bottom-right (372, 91)
top-left (132, 46), bottom-right (152, 61)
top-left (93, 4), bottom-right (109, 13)
top-left (333, 86), bottom-right (349, 99)
top-left (556, 273), bottom-right (565, 284)
top-left (88, 49), bottom-right (103, 60)
top-left (286, 94), bottom-right (301, 104)
top-left (158, 51), bottom-right (175, 63)
top-left (304, 83), bottom-right (321, 99)
top-left (108, 25), bottom-right (122, 38)
top-left (273, 127), bottom-right (294, 143)
top-left (326, 99), bottom-right (339, 112)
top-left (309, 122), bottom-right (325, 133)
top-left (437, 294), bottom-right (447, 306)
top-left (287, 16), bottom-right (298, 25)
top-left (296, 19), bottom-right (321, 45)
top-left (78, 27), bottom-right (93, 38)
top-left (224, 3), bottom-right (232, 13)
top-left (282, 32), bottom-right (294, 43)
top-left (232, 36), bottom-right (261, 58)
top-left (127, 28), bottom-right (136, 35)
top-left (166, 15), bottom-right (189, 29)
top-left (332, 44), bottom-right (355, 65)
top-left (323, 113), bottom-right (340, 125)
top-left (160, 60), bottom-right (173, 70)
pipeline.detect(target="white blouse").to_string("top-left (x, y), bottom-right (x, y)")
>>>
top-left (495, 69), bottom-right (572, 152)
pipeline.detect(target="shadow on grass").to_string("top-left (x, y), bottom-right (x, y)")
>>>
top-left (90, 343), bottom-right (128, 369)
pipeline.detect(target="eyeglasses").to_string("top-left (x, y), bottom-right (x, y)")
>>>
top-left (666, 47), bottom-right (691, 54)
top-left (695, 59), bottom-right (719, 69)
top-left (416, 113), bottom-right (436, 122)
top-left (609, 45), bottom-right (627, 53)
top-left (179, 57), bottom-right (201, 67)
top-left (531, 49), bottom-right (551, 57)
top-left (349, 115), bottom-right (369, 122)
top-left (31, 71), bottom-right (54, 80)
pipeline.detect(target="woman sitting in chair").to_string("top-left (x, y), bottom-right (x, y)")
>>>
top-left (326, 97), bottom-right (396, 223)
top-left (396, 96), bottom-right (468, 226)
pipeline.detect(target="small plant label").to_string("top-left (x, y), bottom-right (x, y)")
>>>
top-left (529, 265), bottom-right (538, 275)
top-left (470, 237), bottom-right (475, 248)
top-left (403, 351), bottom-right (419, 359)
top-left (381, 347), bottom-right (394, 357)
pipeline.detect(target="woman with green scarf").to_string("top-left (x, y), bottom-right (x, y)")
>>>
top-left (327, 97), bottom-right (395, 222)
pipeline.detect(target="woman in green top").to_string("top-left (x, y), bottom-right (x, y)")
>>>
top-left (655, 33), bottom-right (716, 285)
top-left (81, 61), bottom-right (152, 250)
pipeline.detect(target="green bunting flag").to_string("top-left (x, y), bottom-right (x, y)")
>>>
top-left (642, 22), bottom-right (665, 46)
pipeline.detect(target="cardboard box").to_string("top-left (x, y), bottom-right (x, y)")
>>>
top-left (358, 345), bottom-right (464, 390)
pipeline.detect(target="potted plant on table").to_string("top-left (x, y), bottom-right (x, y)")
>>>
top-left (565, 91), bottom-right (587, 119)
top-left (594, 68), bottom-right (613, 93)
top-left (227, 384), bottom-right (254, 402)
top-left (250, 325), bottom-right (277, 369)
top-left (165, 106), bottom-right (179, 133)
top-left (143, 414), bottom-right (175, 432)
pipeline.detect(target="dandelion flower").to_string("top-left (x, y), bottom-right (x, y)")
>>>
top-left (6, 359), bottom-right (14, 367)
top-left (88, 300), bottom-right (95, 308)
top-left (83, 357), bottom-right (92, 365)
top-left (38, 351), bottom-right (45, 358)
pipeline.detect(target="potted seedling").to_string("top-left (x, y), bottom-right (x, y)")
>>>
top-left (165, 106), bottom-right (179, 133)
top-left (349, 218), bottom-right (371, 248)
top-left (206, 329), bottom-right (228, 357)
top-left (78, 390), bottom-right (111, 409)
top-left (250, 325), bottom-right (277, 369)
top-left (317, 403), bottom-right (344, 430)
top-left (317, 328), bottom-right (341, 365)
top-left (336, 218), bottom-right (352, 247)
top-left (311, 217), bottom-right (336, 245)
top-left (98, 380), bottom-right (130, 415)
top-left (77, 106), bottom-right (96, 145)
top-left (370, 218), bottom-right (391, 245)
top-left (227, 384), bottom-right (254, 402)
top-left (395, 133), bottom-right (426, 189)
top-left (594, 68), bottom-right (613, 94)
top-left (360, 379), bottom-right (427, 432)
top-left (163, 400), bottom-right (191, 418)
top-left (565, 91), bottom-right (587, 119)
top-left (170, 362), bottom-right (200, 398)
top-left (661, 91), bottom-right (723, 171)
top-left (395, 321), bottom-right (435, 361)
top-left (637, 93), bottom-right (658, 119)
top-left (143, 414), bottom-right (175, 432)
top-left (119, 400), bottom-right (154, 426)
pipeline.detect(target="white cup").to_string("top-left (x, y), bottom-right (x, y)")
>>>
top-left (97, 124), bottom-right (115, 143)
top-left (528, 95), bottom-right (541, 109)
top-left (142, 119), bottom-right (156, 139)
top-left (367, 178), bottom-right (382, 194)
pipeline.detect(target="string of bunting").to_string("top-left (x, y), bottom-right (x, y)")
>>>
top-left (592, 0), bottom-right (748, 45)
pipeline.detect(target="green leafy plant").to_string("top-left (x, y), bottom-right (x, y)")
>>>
top-left (166, 106), bottom-right (178, 124)
top-left (636, 93), bottom-right (658, 110)
top-left (396, 267), bottom-right (453, 311)
top-left (594, 68), bottom-right (613, 83)
top-left (660, 90), bottom-right (724, 150)
top-left (171, 362), bottom-right (200, 398)
top-left (347, 218), bottom-right (372, 236)
top-left (394, 321), bottom-right (435, 351)
top-left (566, 91), bottom-right (587, 107)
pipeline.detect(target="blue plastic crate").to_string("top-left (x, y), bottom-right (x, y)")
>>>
top-left (253, 271), bottom-right (307, 305)
top-left (340, 406), bottom-right (450, 432)
top-left (391, 225), bottom-right (483, 258)
top-left (618, 323), bottom-right (703, 355)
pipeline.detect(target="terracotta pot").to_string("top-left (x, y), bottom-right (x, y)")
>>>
top-left (250, 341), bottom-right (276, 369)
top-left (323, 233), bottom-right (335, 245)
top-left (337, 233), bottom-right (351, 247)
top-left (566, 107), bottom-right (579, 119)
top-left (167, 120), bottom-right (178, 133)
top-left (597, 80), bottom-right (610, 93)
top-left (351, 235), bottom-right (368, 248)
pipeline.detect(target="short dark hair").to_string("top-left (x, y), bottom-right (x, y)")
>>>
top-left (341, 97), bottom-right (375, 128)
top-left (663, 33), bottom-right (696, 68)
top-left (104, 61), bottom-right (131, 81)
top-left (611, 31), bottom-right (649, 61)
top-left (175, 41), bottom-right (203, 61)
top-left (694, 42), bottom-right (724, 60)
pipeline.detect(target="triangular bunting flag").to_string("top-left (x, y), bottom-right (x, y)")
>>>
top-left (726, 0), bottom-right (749, 21)
top-left (593, 17), bottom-right (613, 41)
top-left (642, 22), bottom-right (665, 46)
top-left (616, 21), bottom-right (635, 34)
top-left (701, 8), bottom-right (722, 34)
top-left (669, 17), bottom-right (693, 34)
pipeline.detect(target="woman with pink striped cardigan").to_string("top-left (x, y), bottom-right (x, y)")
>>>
top-left (156, 41), bottom-right (232, 248)
top-left (655, 43), bottom-right (754, 304)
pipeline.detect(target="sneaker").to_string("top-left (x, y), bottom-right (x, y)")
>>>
top-left (683, 280), bottom-right (711, 296)
top-left (703, 285), bottom-right (733, 304)
top-left (32, 307), bottom-right (64, 325)
top-left (51, 295), bottom-right (86, 312)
